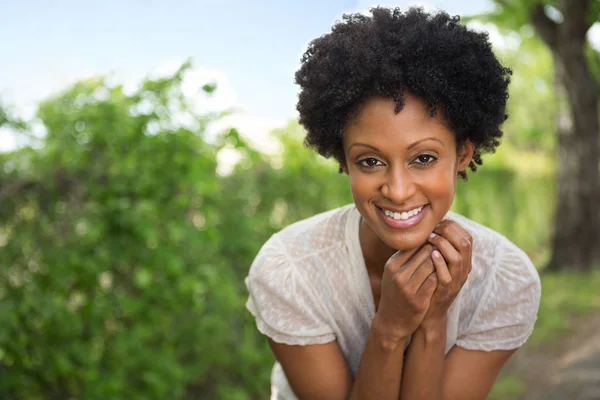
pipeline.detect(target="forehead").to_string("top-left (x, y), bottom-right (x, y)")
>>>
top-left (344, 95), bottom-right (456, 148)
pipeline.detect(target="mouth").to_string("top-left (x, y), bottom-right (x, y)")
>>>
top-left (376, 204), bottom-right (429, 229)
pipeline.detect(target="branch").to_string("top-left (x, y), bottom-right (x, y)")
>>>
top-left (560, 0), bottom-right (592, 40)
top-left (530, 4), bottom-right (559, 49)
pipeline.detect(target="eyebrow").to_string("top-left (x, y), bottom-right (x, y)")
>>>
top-left (407, 137), bottom-right (445, 149)
top-left (347, 137), bottom-right (445, 152)
top-left (347, 143), bottom-right (380, 152)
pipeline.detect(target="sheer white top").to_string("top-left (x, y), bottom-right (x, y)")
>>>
top-left (245, 204), bottom-right (541, 399)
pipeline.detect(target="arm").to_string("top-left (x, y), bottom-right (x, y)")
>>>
top-left (400, 321), bottom-right (515, 400)
top-left (401, 220), bottom-right (471, 399)
top-left (442, 346), bottom-right (516, 399)
top-left (268, 245), bottom-right (439, 400)
top-left (400, 317), bottom-right (447, 400)
top-left (269, 316), bottom-right (408, 400)
top-left (401, 220), bottom-right (533, 399)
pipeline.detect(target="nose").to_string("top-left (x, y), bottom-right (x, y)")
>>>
top-left (381, 166), bottom-right (416, 204)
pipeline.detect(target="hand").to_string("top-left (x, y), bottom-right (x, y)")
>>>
top-left (421, 220), bottom-right (473, 327)
top-left (375, 244), bottom-right (439, 343)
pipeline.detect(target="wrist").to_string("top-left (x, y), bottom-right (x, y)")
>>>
top-left (417, 315), bottom-right (448, 342)
top-left (371, 314), bottom-right (410, 352)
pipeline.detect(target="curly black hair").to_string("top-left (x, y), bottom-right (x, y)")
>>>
top-left (295, 7), bottom-right (511, 177)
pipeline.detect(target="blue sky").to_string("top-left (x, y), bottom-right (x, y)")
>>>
top-left (0, 0), bottom-right (502, 149)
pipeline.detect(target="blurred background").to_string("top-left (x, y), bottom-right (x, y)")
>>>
top-left (1, 0), bottom-right (600, 399)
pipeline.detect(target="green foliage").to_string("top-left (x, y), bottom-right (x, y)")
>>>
top-left (0, 63), bottom-right (265, 399)
top-left (0, 52), bottom-right (579, 398)
top-left (530, 269), bottom-right (600, 343)
top-left (488, 374), bottom-right (525, 400)
top-left (499, 36), bottom-right (558, 152)
top-left (464, 0), bottom-right (549, 32)
top-left (0, 62), bottom-right (352, 399)
top-left (453, 161), bottom-right (554, 264)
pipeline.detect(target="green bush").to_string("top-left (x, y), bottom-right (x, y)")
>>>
top-left (0, 61), bottom-right (555, 399)
top-left (0, 64), bottom-right (272, 399)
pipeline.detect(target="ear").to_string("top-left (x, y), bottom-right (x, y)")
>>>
top-left (457, 141), bottom-right (475, 172)
top-left (339, 162), bottom-right (349, 175)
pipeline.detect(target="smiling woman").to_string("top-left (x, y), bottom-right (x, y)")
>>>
top-left (245, 6), bottom-right (541, 400)
top-left (343, 95), bottom-right (473, 255)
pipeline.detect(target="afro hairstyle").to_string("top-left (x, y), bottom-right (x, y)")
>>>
top-left (295, 7), bottom-right (512, 177)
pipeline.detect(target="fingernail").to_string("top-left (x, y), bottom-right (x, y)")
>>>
top-left (432, 250), bottom-right (440, 258)
top-left (429, 233), bottom-right (436, 239)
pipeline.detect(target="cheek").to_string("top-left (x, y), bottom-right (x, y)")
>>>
top-left (348, 172), bottom-right (376, 200)
top-left (426, 168), bottom-right (458, 206)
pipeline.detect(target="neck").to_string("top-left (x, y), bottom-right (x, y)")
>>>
top-left (359, 217), bottom-right (397, 278)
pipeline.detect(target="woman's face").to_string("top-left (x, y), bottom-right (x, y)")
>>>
top-left (342, 94), bottom-right (474, 252)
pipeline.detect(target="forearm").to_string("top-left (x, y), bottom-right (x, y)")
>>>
top-left (400, 317), bottom-right (447, 400)
top-left (349, 315), bottom-right (408, 400)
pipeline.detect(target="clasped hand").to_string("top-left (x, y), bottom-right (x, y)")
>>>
top-left (376, 220), bottom-right (473, 341)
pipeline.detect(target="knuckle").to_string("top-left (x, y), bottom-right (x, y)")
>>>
top-left (408, 297), bottom-right (420, 309)
top-left (427, 272), bottom-right (438, 284)
top-left (451, 253), bottom-right (463, 265)
top-left (384, 262), bottom-right (396, 276)
top-left (459, 237), bottom-right (471, 251)
top-left (393, 273), bottom-right (406, 286)
top-left (388, 249), bottom-right (403, 263)
top-left (435, 223), bottom-right (448, 233)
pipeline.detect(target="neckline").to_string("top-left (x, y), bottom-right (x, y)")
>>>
top-left (344, 205), bottom-right (377, 319)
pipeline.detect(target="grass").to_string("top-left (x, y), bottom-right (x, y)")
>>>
top-left (530, 268), bottom-right (600, 343)
top-left (488, 267), bottom-right (600, 399)
top-left (489, 375), bottom-right (525, 400)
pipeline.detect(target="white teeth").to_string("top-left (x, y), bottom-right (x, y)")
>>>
top-left (383, 206), bottom-right (423, 220)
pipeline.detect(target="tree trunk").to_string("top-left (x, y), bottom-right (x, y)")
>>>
top-left (530, 1), bottom-right (600, 271)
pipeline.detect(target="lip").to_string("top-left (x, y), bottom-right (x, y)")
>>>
top-left (377, 204), bottom-right (429, 229)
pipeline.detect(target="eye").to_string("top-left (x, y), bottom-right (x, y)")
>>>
top-left (357, 157), bottom-right (384, 168)
top-left (414, 154), bottom-right (438, 165)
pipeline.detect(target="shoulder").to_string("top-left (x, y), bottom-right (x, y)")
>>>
top-left (247, 204), bottom-right (356, 289)
top-left (447, 212), bottom-right (542, 351)
top-left (446, 211), bottom-right (540, 288)
top-left (252, 204), bottom-right (355, 269)
top-left (244, 207), bottom-right (352, 345)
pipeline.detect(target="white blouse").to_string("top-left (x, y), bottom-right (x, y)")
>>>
top-left (245, 204), bottom-right (541, 399)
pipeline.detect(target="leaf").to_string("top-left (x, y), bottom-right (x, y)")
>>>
top-left (202, 83), bottom-right (217, 94)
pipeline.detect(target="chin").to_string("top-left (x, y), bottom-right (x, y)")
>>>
top-left (381, 231), bottom-right (430, 251)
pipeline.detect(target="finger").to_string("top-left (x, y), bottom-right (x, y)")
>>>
top-left (434, 221), bottom-right (473, 259)
top-left (416, 271), bottom-right (437, 300)
top-left (407, 258), bottom-right (436, 293)
top-left (428, 233), bottom-right (462, 280)
top-left (387, 243), bottom-right (435, 278)
top-left (405, 244), bottom-right (436, 278)
top-left (384, 244), bottom-right (425, 274)
top-left (431, 249), bottom-right (452, 286)
top-left (433, 221), bottom-right (472, 273)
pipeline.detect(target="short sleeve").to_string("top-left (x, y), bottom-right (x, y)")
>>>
top-left (245, 235), bottom-right (336, 346)
top-left (456, 243), bottom-right (541, 352)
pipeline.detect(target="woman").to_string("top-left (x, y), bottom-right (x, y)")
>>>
top-left (245, 7), bottom-right (541, 399)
